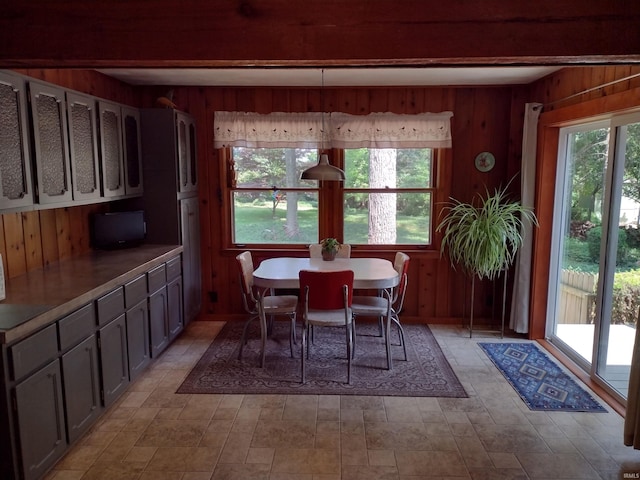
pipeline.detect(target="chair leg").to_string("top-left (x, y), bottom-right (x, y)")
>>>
top-left (351, 319), bottom-right (356, 359)
top-left (289, 314), bottom-right (296, 358)
top-left (385, 314), bottom-right (393, 370)
top-left (238, 314), bottom-right (258, 360)
top-left (301, 323), bottom-right (307, 384)
top-left (393, 317), bottom-right (408, 361)
top-left (346, 323), bottom-right (353, 384)
top-left (259, 309), bottom-right (267, 368)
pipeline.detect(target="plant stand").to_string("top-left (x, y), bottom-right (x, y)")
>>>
top-left (466, 269), bottom-right (507, 339)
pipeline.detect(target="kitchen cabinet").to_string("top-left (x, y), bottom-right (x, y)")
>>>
top-left (13, 360), bottom-right (66, 480)
top-left (28, 80), bottom-right (73, 205)
top-left (99, 101), bottom-right (144, 199)
top-left (141, 109), bottom-right (201, 324)
top-left (61, 335), bottom-right (101, 443)
top-left (0, 71), bottom-right (34, 210)
top-left (98, 314), bottom-right (129, 407)
top-left (122, 106), bottom-right (144, 197)
top-left (66, 91), bottom-right (100, 202)
top-left (176, 111), bottom-right (198, 193)
top-left (0, 246), bottom-right (182, 480)
top-left (167, 276), bottom-right (183, 341)
top-left (124, 275), bottom-right (150, 381)
top-left (97, 100), bottom-right (124, 198)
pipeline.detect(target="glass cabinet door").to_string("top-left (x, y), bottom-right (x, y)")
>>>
top-left (98, 100), bottom-right (125, 198)
top-left (29, 80), bottom-right (73, 204)
top-left (0, 71), bottom-right (34, 209)
top-left (122, 106), bottom-right (143, 196)
top-left (66, 91), bottom-right (100, 201)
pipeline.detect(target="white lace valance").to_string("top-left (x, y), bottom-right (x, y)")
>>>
top-left (214, 111), bottom-right (453, 149)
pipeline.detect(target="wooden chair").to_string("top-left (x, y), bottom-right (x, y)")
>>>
top-left (236, 251), bottom-right (298, 367)
top-left (308, 243), bottom-right (351, 258)
top-left (351, 252), bottom-right (410, 369)
top-left (299, 269), bottom-right (354, 384)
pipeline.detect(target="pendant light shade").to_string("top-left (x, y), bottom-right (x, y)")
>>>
top-left (300, 153), bottom-right (345, 181)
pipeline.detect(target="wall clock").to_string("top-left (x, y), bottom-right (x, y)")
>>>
top-left (474, 151), bottom-right (495, 172)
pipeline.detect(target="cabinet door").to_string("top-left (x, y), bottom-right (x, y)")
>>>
top-left (66, 91), bottom-right (100, 202)
top-left (167, 276), bottom-right (183, 341)
top-left (29, 80), bottom-right (73, 204)
top-left (181, 197), bottom-right (201, 324)
top-left (0, 71), bottom-right (34, 209)
top-left (176, 112), bottom-right (197, 194)
top-left (148, 286), bottom-right (169, 358)
top-left (122, 106), bottom-right (143, 196)
top-left (62, 335), bottom-right (102, 443)
top-left (126, 298), bottom-right (150, 381)
top-left (98, 100), bottom-right (125, 198)
top-left (98, 314), bottom-right (129, 407)
top-left (14, 360), bottom-right (67, 480)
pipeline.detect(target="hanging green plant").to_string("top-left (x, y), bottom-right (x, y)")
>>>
top-left (436, 183), bottom-right (538, 280)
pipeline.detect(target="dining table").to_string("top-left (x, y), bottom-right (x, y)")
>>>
top-left (252, 257), bottom-right (399, 368)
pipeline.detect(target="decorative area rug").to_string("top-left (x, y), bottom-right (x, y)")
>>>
top-left (177, 321), bottom-right (467, 397)
top-left (479, 342), bottom-right (607, 412)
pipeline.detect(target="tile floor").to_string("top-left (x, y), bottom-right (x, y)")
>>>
top-left (44, 321), bottom-right (640, 480)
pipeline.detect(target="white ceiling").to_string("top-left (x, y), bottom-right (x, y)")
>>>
top-left (97, 66), bottom-right (562, 87)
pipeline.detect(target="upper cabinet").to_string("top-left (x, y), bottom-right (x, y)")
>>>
top-left (0, 71), bottom-right (34, 210)
top-left (66, 91), bottom-right (101, 202)
top-left (98, 100), bottom-right (125, 198)
top-left (176, 112), bottom-right (198, 194)
top-left (98, 100), bottom-right (144, 199)
top-left (122, 107), bottom-right (144, 197)
top-left (0, 70), bottom-right (144, 212)
top-left (28, 80), bottom-right (73, 205)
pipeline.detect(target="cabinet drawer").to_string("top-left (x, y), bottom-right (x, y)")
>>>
top-left (124, 274), bottom-right (147, 308)
top-left (166, 256), bottom-right (181, 281)
top-left (147, 264), bottom-right (166, 293)
top-left (58, 304), bottom-right (96, 351)
top-left (96, 287), bottom-right (125, 326)
top-left (10, 324), bottom-right (58, 381)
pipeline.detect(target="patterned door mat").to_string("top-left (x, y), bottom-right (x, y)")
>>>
top-left (479, 342), bottom-right (607, 412)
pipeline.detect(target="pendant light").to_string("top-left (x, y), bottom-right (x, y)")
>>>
top-left (300, 69), bottom-right (345, 181)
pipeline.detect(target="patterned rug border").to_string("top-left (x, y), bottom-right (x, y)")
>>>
top-left (177, 321), bottom-right (468, 398)
top-left (479, 342), bottom-right (607, 412)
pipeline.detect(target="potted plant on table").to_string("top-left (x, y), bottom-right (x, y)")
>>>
top-left (320, 237), bottom-right (341, 261)
top-left (436, 182), bottom-right (538, 335)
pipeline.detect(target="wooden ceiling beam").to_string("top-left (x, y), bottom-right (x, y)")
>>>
top-left (2, 1), bottom-right (639, 67)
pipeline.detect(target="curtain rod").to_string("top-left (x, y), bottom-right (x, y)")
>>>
top-left (543, 72), bottom-right (640, 107)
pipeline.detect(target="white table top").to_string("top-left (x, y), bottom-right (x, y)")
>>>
top-left (253, 257), bottom-right (399, 290)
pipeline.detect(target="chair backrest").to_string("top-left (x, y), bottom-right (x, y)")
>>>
top-left (299, 270), bottom-right (354, 310)
top-left (236, 251), bottom-right (257, 313)
top-left (309, 243), bottom-right (351, 258)
top-left (393, 252), bottom-right (410, 310)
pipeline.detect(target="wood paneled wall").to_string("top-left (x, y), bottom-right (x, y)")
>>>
top-left (150, 84), bottom-right (522, 324)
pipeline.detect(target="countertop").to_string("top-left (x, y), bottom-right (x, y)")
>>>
top-left (0, 244), bottom-right (183, 344)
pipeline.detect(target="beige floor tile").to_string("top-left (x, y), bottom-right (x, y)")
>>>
top-left (367, 449), bottom-right (397, 466)
top-left (246, 446), bottom-right (276, 464)
top-left (516, 452), bottom-right (600, 478)
top-left (146, 446), bottom-right (219, 472)
top-left (272, 448), bottom-right (340, 475)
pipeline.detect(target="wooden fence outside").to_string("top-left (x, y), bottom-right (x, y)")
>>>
top-left (558, 270), bottom-right (597, 324)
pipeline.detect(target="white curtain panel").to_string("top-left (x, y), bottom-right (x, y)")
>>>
top-left (213, 111), bottom-right (453, 149)
top-left (509, 102), bottom-right (542, 334)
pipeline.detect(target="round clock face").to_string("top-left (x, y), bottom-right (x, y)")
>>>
top-left (475, 151), bottom-right (495, 172)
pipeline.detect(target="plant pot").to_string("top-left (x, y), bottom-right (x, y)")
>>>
top-left (322, 250), bottom-right (337, 261)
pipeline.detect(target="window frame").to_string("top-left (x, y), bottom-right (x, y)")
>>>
top-left (220, 146), bottom-right (443, 252)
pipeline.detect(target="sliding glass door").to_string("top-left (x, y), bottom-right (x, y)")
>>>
top-left (548, 113), bottom-right (640, 403)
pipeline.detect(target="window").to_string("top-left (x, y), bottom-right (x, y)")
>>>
top-left (344, 148), bottom-right (433, 245)
top-left (229, 146), bottom-right (435, 247)
top-left (231, 147), bottom-right (319, 244)
top-left (217, 110), bottom-right (451, 249)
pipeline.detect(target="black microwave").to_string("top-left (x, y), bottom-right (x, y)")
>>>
top-left (91, 211), bottom-right (146, 250)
